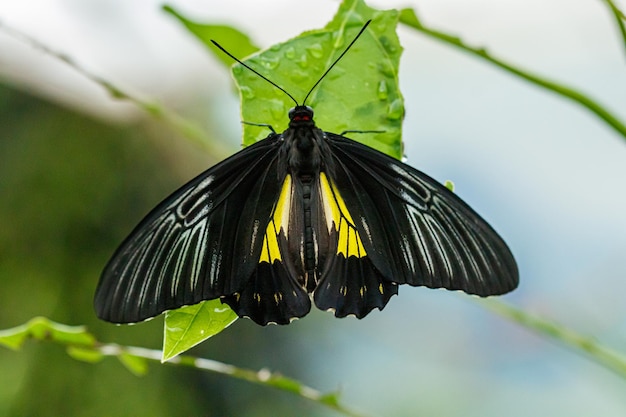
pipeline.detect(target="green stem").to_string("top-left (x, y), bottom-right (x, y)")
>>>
top-left (399, 9), bottom-right (626, 142)
top-left (602, 0), bottom-right (626, 58)
top-left (0, 20), bottom-right (231, 159)
top-left (102, 343), bottom-right (365, 417)
top-left (480, 299), bottom-right (626, 380)
top-left (0, 317), bottom-right (369, 417)
top-left (97, 343), bottom-right (369, 417)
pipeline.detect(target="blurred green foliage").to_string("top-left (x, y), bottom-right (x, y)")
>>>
top-left (0, 85), bottom-right (330, 416)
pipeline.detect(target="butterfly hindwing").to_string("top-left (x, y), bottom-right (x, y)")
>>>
top-left (313, 172), bottom-right (398, 318)
top-left (95, 135), bottom-right (286, 323)
top-left (325, 132), bottom-right (519, 296)
top-left (222, 174), bottom-right (312, 325)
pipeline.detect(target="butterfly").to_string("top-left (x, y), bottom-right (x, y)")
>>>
top-left (94, 21), bottom-right (518, 326)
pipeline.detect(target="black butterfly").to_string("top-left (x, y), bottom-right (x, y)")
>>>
top-left (94, 21), bottom-right (518, 326)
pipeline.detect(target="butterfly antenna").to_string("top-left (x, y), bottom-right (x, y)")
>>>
top-left (302, 20), bottom-right (372, 106)
top-left (210, 40), bottom-right (299, 106)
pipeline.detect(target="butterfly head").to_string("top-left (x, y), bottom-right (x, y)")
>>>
top-left (288, 105), bottom-right (315, 128)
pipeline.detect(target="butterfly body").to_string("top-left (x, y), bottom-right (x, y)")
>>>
top-left (95, 104), bottom-right (518, 326)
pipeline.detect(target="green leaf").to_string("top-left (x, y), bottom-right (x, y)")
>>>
top-left (162, 300), bottom-right (237, 361)
top-left (602, 0), bottom-right (626, 59)
top-left (0, 316), bottom-right (96, 350)
top-left (163, 1), bottom-right (405, 155)
top-left (67, 346), bottom-right (104, 363)
top-left (0, 323), bottom-right (28, 350)
top-left (162, 4), bottom-right (259, 67)
top-left (319, 391), bottom-right (342, 407)
top-left (118, 353), bottom-right (150, 376)
top-left (232, 0), bottom-right (403, 158)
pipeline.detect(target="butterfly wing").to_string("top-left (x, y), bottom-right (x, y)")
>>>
top-left (221, 174), bottom-right (312, 325)
top-left (322, 133), bottom-right (518, 298)
top-left (95, 135), bottom-right (290, 323)
top-left (313, 172), bottom-right (399, 318)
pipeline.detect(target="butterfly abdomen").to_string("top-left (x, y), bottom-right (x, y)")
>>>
top-left (300, 177), bottom-right (317, 287)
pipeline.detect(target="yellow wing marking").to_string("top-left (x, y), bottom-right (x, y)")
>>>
top-left (259, 175), bottom-right (292, 263)
top-left (320, 173), bottom-right (367, 258)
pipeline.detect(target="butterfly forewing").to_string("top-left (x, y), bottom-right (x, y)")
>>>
top-left (95, 135), bottom-right (284, 323)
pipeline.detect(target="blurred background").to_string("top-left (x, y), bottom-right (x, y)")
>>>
top-left (1, 0), bottom-right (625, 416)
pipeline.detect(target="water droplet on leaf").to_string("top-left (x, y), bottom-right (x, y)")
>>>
top-left (380, 36), bottom-right (397, 54)
top-left (378, 61), bottom-right (395, 77)
top-left (240, 86), bottom-right (255, 99)
top-left (261, 56), bottom-right (280, 70)
top-left (307, 43), bottom-right (324, 59)
top-left (377, 80), bottom-right (388, 99)
top-left (295, 53), bottom-right (308, 69)
top-left (284, 47), bottom-right (295, 59)
top-left (387, 99), bottom-right (404, 120)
